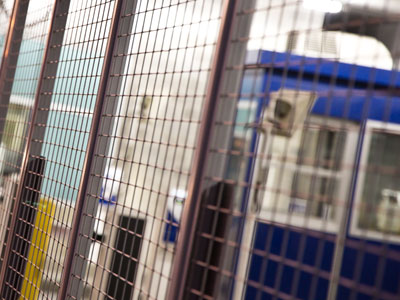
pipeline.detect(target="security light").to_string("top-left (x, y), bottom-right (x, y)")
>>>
top-left (266, 89), bottom-right (317, 137)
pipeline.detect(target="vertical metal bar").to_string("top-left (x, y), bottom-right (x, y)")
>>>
top-left (0, 0), bottom-right (29, 277)
top-left (167, 0), bottom-right (240, 299)
top-left (0, 0), bottom-right (62, 291)
top-left (28, 0), bottom-right (70, 158)
top-left (0, 0), bottom-right (29, 144)
top-left (66, 1), bottom-right (137, 298)
top-left (57, 0), bottom-right (124, 298)
top-left (327, 130), bottom-right (364, 300)
top-left (1, 156), bottom-right (46, 299)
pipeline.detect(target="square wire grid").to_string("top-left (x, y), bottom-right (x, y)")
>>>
top-left (68, 0), bottom-right (224, 299)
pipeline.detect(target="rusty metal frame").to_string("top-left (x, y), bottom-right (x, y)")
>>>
top-left (56, 0), bottom-right (128, 298)
top-left (64, 0), bottom-right (139, 297)
top-left (167, 0), bottom-right (241, 299)
top-left (0, 0), bottom-right (71, 294)
top-left (0, 0), bottom-right (30, 146)
top-left (0, 0), bottom-right (31, 285)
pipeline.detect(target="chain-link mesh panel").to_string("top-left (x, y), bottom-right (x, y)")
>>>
top-left (187, 1), bottom-right (400, 300)
top-left (0, 0), bottom-right (118, 298)
top-left (1, 0), bottom-right (400, 300)
top-left (0, 1), bottom-right (54, 298)
top-left (67, 0), bottom-right (225, 299)
top-left (0, 0), bottom-right (23, 263)
top-left (30, 1), bottom-right (117, 297)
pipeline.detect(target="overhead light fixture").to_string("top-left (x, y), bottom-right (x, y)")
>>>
top-left (303, 0), bottom-right (343, 13)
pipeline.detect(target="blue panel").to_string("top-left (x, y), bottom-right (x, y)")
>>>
top-left (357, 293), bottom-right (372, 300)
top-left (382, 259), bottom-right (400, 294)
top-left (262, 292), bottom-right (272, 300)
top-left (246, 223), bottom-right (400, 299)
top-left (253, 223), bottom-right (284, 255)
top-left (163, 212), bottom-right (178, 243)
top-left (302, 236), bottom-right (318, 267)
top-left (360, 253), bottom-right (378, 286)
top-left (264, 260), bottom-right (278, 288)
top-left (243, 51), bottom-right (400, 299)
top-left (253, 50), bottom-right (400, 88)
top-left (248, 250), bottom-right (263, 283)
top-left (262, 73), bottom-right (400, 124)
top-left (280, 266), bottom-right (294, 294)
top-left (341, 247), bottom-right (357, 279)
top-left (253, 222), bottom-right (270, 251)
top-left (337, 285), bottom-right (351, 300)
top-left (257, 51), bottom-right (400, 124)
top-left (244, 286), bottom-right (259, 300)
top-left (241, 69), bottom-right (265, 96)
top-left (338, 240), bottom-right (400, 298)
top-left (285, 231), bottom-right (301, 260)
top-left (297, 271), bottom-right (312, 299)
top-left (245, 260), bottom-right (277, 300)
top-left (246, 223), bottom-right (335, 299)
top-left (321, 240), bottom-right (334, 272)
top-left (270, 226), bottom-right (284, 255)
top-left (315, 278), bottom-right (329, 300)
top-left (389, 243), bottom-right (400, 252)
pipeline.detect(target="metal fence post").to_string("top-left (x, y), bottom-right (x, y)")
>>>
top-left (0, 0), bottom-right (29, 275)
top-left (64, 0), bottom-right (138, 297)
top-left (56, 0), bottom-right (126, 298)
top-left (327, 131), bottom-right (364, 300)
top-left (0, 0), bottom-right (31, 283)
top-left (0, 0), bottom-right (29, 142)
top-left (167, 0), bottom-right (240, 299)
top-left (0, 0), bottom-right (71, 294)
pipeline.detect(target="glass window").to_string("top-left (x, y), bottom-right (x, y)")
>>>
top-left (257, 117), bottom-right (355, 232)
top-left (290, 174), bottom-right (337, 219)
top-left (299, 128), bottom-right (344, 170)
top-left (289, 126), bottom-right (345, 221)
top-left (356, 125), bottom-right (400, 236)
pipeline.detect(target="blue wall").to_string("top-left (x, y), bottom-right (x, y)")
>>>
top-left (242, 51), bottom-right (400, 300)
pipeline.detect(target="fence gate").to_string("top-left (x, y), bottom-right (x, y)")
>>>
top-left (0, 0), bottom-right (400, 300)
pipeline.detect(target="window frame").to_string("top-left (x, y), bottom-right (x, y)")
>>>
top-left (350, 120), bottom-right (400, 243)
top-left (256, 116), bottom-right (358, 233)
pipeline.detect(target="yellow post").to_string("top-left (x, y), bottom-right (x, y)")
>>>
top-left (19, 198), bottom-right (56, 300)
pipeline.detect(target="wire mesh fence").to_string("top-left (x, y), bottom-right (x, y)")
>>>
top-left (67, 1), bottom-right (225, 299)
top-left (0, 1), bottom-right (54, 298)
top-left (198, 1), bottom-right (400, 300)
top-left (0, 0), bottom-right (400, 300)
